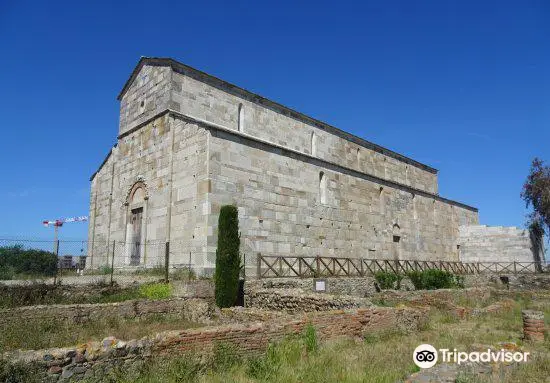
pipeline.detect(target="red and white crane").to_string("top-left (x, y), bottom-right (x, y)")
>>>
top-left (42, 216), bottom-right (88, 253)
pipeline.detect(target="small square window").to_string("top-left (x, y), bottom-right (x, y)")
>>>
top-left (393, 235), bottom-right (400, 243)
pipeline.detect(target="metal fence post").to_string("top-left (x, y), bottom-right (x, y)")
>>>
top-left (164, 241), bottom-right (170, 283)
top-left (53, 239), bottom-right (60, 285)
top-left (110, 240), bottom-right (115, 285)
top-left (257, 253), bottom-right (261, 279)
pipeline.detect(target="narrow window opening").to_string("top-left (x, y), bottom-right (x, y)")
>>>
top-left (138, 97), bottom-right (146, 114)
top-left (311, 131), bottom-right (317, 156)
top-left (379, 187), bottom-right (385, 215)
top-left (238, 104), bottom-right (244, 132)
top-left (319, 171), bottom-right (327, 204)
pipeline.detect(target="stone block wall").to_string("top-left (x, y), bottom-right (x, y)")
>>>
top-left (89, 115), bottom-right (210, 268)
top-left (458, 225), bottom-right (538, 264)
top-left (119, 65), bottom-right (172, 136)
top-left (90, 58), bottom-right (480, 276)
top-left (208, 130), bottom-right (478, 274)
top-left (245, 277), bottom-right (378, 298)
top-left (170, 68), bottom-right (439, 194)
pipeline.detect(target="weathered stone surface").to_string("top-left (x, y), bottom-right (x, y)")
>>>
top-left (458, 225), bottom-right (541, 264)
top-left (89, 58), bottom-right (488, 277)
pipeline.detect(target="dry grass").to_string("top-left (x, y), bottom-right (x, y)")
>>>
top-left (0, 314), bottom-right (201, 352)
top-left (108, 296), bottom-right (550, 383)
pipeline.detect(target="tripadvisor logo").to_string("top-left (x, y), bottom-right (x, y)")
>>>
top-left (413, 344), bottom-right (438, 369)
top-left (413, 344), bottom-right (530, 369)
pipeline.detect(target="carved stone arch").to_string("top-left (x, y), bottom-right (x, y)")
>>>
top-left (392, 223), bottom-right (401, 234)
top-left (124, 178), bottom-right (149, 207)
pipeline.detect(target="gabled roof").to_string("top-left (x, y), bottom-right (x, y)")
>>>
top-left (117, 57), bottom-right (438, 174)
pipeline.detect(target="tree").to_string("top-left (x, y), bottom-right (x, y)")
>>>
top-left (521, 158), bottom-right (549, 268)
top-left (521, 158), bottom-right (550, 236)
top-left (214, 205), bottom-right (241, 308)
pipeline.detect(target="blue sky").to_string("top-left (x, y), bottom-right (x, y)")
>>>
top-left (0, 0), bottom-right (548, 241)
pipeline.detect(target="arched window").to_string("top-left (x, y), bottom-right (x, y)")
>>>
top-left (238, 103), bottom-right (244, 132)
top-left (311, 131), bottom-right (317, 156)
top-left (319, 172), bottom-right (327, 204)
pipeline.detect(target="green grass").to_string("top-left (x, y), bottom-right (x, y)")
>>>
top-left (139, 283), bottom-right (172, 300)
top-left (0, 282), bottom-right (175, 308)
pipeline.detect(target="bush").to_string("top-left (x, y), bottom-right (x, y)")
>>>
top-left (139, 283), bottom-right (172, 300)
top-left (214, 205), bottom-right (241, 308)
top-left (406, 269), bottom-right (461, 290)
top-left (374, 271), bottom-right (402, 290)
top-left (0, 246), bottom-right (57, 280)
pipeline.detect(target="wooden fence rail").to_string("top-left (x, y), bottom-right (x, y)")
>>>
top-left (256, 255), bottom-right (545, 279)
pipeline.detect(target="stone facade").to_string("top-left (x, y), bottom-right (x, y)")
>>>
top-left (90, 56), bottom-right (524, 276)
top-left (458, 225), bottom-right (543, 265)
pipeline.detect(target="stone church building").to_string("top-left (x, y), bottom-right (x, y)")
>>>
top-left (88, 57), bottom-right (540, 275)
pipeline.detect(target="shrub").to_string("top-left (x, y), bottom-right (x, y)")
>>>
top-left (139, 283), bottom-right (172, 300)
top-left (374, 271), bottom-right (402, 290)
top-left (0, 246), bottom-right (57, 280)
top-left (406, 271), bottom-right (423, 290)
top-left (214, 205), bottom-right (241, 308)
top-left (406, 269), bottom-right (461, 290)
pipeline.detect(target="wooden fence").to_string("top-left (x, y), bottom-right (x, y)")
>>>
top-left (256, 255), bottom-right (545, 279)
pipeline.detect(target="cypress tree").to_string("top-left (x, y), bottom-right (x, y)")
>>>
top-left (214, 205), bottom-right (241, 308)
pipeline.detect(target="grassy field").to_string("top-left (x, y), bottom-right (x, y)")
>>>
top-left (99, 295), bottom-right (550, 383)
top-left (0, 314), bottom-right (202, 353)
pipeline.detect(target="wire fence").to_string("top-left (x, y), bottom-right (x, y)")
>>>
top-left (0, 238), bottom-right (196, 285)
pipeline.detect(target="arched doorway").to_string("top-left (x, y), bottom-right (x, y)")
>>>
top-left (125, 181), bottom-right (148, 266)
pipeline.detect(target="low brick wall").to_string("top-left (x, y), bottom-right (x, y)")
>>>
top-left (0, 298), bottom-right (218, 329)
top-left (3, 306), bottom-right (428, 381)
